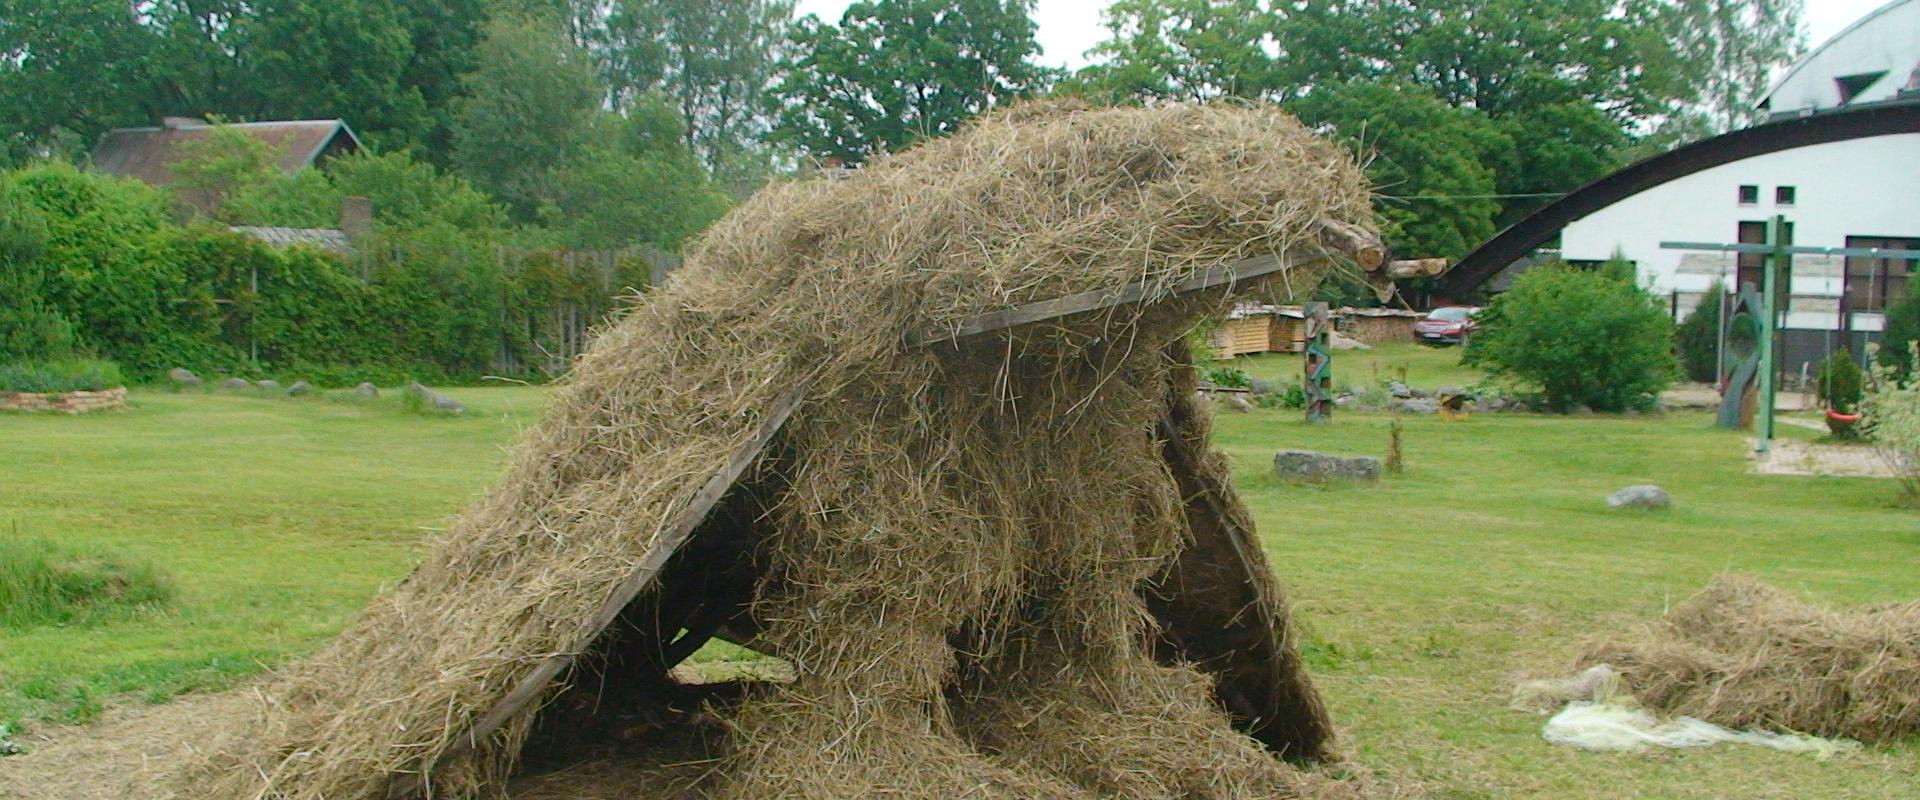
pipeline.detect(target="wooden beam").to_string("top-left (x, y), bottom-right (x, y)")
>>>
top-left (910, 249), bottom-right (1333, 346)
top-left (384, 384), bottom-right (809, 799)
top-left (1385, 258), bottom-right (1449, 280)
top-left (1316, 219), bottom-right (1385, 272)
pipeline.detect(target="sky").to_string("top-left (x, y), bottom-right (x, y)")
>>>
top-left (793, 0), bottom-right (1893, 73)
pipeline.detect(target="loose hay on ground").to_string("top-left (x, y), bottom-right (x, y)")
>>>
top-left (1580, 575), bottom-right (1920, 741)
top-left (3, 100), bottom-right (1377, 799)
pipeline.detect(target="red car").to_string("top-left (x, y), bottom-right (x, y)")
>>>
top-left (1414, 306), bottom-right (1479, 346)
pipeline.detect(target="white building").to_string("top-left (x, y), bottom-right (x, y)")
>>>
top-left (1446, 0), bottom-right (1920, 372)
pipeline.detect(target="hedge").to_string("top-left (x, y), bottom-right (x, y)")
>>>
top-left (1, 163), bottom-right (660, 383)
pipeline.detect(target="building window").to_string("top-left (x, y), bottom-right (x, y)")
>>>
top-left (1736, 221), bottom-right (1793, 295)
top-left (1737, 185), bottom-right (1759, 205)
top-left (1834, 71), bottom-right (1888, 104)
top-left (1843, 236), bottom-right (1919, 313)
top-left (1775, 186), bottom-right (1795, 206)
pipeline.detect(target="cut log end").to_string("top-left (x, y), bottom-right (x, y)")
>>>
top-left (1314, 218), bottom-right (1386, 272)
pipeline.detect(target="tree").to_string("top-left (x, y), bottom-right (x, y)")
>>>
top-left (450, 14), bottom-right (602, 220)
top-left (0, 0), bottom-right (157, 165)
top-left (2, 0), bottom-right (491, 160)
top-left (1674, 280), bottom-right (1725, 382)
top-left (0, 176), bottom-right (76, 362)
top-left (588, 0), bottom-right (795, 181)
top-left (1463, 263), bottom-right (1677, 412)
top-left (1879, 292), bottom-right (1920, 381)
top-left (166, 124), bottom-right (287, 222)
top-left (1668, 0), bottom-right (1806, 132)
top-left (545, 96), bottom-right (732, 250)
top-left (1077, 0), bottom-right (1683, 247)
top-left (1286, 80), bottom-right (1506, 260)
top-left (774, 0), bottom-right (1051, 164)
top-left (1073, 0), bottom-right (1279, 102)
top-left (222, 150), bottom-right (510, 232)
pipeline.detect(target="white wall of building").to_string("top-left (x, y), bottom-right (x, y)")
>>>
top-left (1559, 132), bottom-right (1920, 330)
top-left (1763, 0), bottom-right (1919, 114)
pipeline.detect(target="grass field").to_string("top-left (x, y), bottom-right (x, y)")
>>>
top-left (3, 387), bottom-right (1916, 797)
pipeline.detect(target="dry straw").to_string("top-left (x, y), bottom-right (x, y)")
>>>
top-left (1582, 575), bottom-right (1920, 741)
top-left (2, 100), bottom-right (1377, 799)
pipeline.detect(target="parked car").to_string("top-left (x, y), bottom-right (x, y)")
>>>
top-left (1414, 306), bottom-right (1479, 346)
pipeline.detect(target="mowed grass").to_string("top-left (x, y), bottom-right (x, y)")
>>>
top-left (0, 387), bottom-right (549, 722)
top-left (1231, 340), bottom-right (1486, 391)
top-left (3, 387), bottom-right (1917, 797)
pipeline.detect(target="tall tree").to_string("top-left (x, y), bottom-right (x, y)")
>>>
top-left (774, 0), bottom-right (1051, 164)
top-left (2, 0), bottom-right (490, 160)
top-left (0, 0), bottom-right (156, 164)
top-left (1288, 80), bottom-right (1508, 260)
top-left (588, 0), bottom-right (794, 181)
top-left (1075, 0), bottom-right (1279, 102)
top-left (1669, 0), bottom-right (1807, 132)
top-left (449, 14), bottom-right (602, 220)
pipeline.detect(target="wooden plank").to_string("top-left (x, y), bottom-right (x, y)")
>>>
top-left (384, 384), bottom-right (810, 799)
top-left (910, 250), bottom-right (1332, 346)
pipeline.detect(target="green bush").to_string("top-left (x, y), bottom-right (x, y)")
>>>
top-left (0, 175), bottom-right (76, 362)
top-left (0, 538), bottom-right (172, 628)
top-left (1463, 263), bottom-right (1677, 412)
top-left (1816, 351), bottom-right (1865, 439)
top-left (1203, 364), bottom-right (1252, 389)
top-left (0, 358), bottom-right (124, 393)
top-left (1674, 281), bottom-right (1724, 383)
top-left (1863, 343), bottom-right (1920, 500)
top-left (1879, 292), bottom-right (1920, 382)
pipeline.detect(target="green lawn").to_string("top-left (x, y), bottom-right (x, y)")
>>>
top-left (1230, 341), bottom-right (1486, 391)
top-left (3, 388), bottom-right (1916, 797)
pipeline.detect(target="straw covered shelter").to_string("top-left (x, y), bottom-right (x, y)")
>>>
top-left (3, 101), bottom-right (1386, 799)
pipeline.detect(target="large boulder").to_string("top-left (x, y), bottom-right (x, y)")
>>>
top-left (287, 380), bottom-right (315, 397)
top-left (167, 368), bottom-right (202, 390)
top-left (1273, 449), bottom-right (1382, 483)
top-left (406, 381), bottom-right (465, 414)
top-left (219, 377), bottom-right (253, 391)
top-left (353, 382), bottom-right (380, 398)
top-left (1606, 485), bottom-right (1671, 510)
top-left (255, 379), bottom-right (284, 395)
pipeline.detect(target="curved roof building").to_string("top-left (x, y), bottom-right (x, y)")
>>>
top-left (1442, 3), bottom-right (1920, 376)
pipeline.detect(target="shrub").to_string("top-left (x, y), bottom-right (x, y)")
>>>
top-left (0, 358), bottom-right (123, 393)
top-left (1862, 343), bottom-right (1920, 500)
top-left (1879, 292), bottom-right (1920, 382)
top-left (1816, 351), bottom-right (1865, 439)
top-left (1674, 281), bottom-right (1724, 383)
top-left (1463, 263), bottom-right (1677, 412)
top-left (0, 538), bottom-right (172, 628)
top-left (1203, 364), bottom-right (1251, 389)
top-left (0, 175), bottom-right (76, 362)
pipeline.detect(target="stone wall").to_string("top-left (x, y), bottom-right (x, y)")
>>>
top-left (0, 386), bottom-right (128, 414)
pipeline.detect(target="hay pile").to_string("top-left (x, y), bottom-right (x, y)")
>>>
top-left (1581, 575), bottom-right (1920, 741)
top-left (2, 101), bottom-right (1376, 799)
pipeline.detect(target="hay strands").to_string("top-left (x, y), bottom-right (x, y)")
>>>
top-left (910, 245), bottom-right (1344, 346)
top-left (387, 224), bottom-right (1377, 799)
top-left (384, 385), bottom-right (811, 800)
